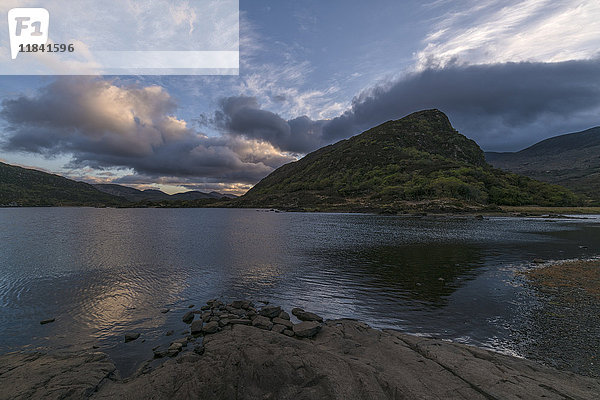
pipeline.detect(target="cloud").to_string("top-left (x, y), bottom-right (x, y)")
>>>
top-left (417, 0), bottom-right (600, 69)
top-left (1, 77), bottom-right (292, 184)
top-left (322, 59), bottom-right (600, 151)
top-left (199, 59), bottom-right (600, 154)
top-left (211, 96), bottom-right (328, 154)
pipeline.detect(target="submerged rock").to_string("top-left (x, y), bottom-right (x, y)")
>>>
top-left (124, 333), bottom-right (140, 342)
top-left (39, 318), bottom-right (55, 325)
top-left (182, 311), bottom-right (195, 324)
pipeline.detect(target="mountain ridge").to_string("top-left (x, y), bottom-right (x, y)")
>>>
top-left (486, 127), bottom-right (600, 200)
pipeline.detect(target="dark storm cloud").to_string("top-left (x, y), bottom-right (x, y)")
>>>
top-left (3, 59), bottom-right (600, 188)
top-left (213, 59), bottom-right (600, 154)
top-left (0, 77), bottom-right (292, 184)
top-left (323, 59), bottom-right (600, 151)
top-left (212, 96), bottom-right (327, 153)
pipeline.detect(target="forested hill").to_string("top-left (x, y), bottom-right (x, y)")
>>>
top-left (236, 110), bottom-right (582, 212)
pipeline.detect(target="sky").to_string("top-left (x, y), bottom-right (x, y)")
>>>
top-left (1, 0), bottom-right (600, 195)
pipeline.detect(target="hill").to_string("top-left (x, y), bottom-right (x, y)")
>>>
top-left (236, 110), bottom-right (582, 212)
top-left (94, 184), bottom-right (236, 202)
top-left (486, 127), bottom-right (600, 201)
top-left (0, 162), bottom-right (126, 207)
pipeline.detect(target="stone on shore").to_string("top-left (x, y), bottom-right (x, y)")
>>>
top-left (182, 311), bottom-right (195, 324)
top-left (259, 305), bottom-right (281, 318)
top-left (272, 324), bottom-right (286, 334)
top-left (278, 311), bottom-right (290, 320)
top-left (272, 317), bottom-right (293, 329)
top-left (229, 319), bottom-right (251, 325)
top-left (167, 342), bottom-right (183, 357)
top-left (202, 321), bottom-right (219, 334)
top-left (230, 300), bottom-right (244, 309)
top-left (251, 315), bottom-right (273, 330)
top-left (124, 333), bottom-right (140, 342)
top-left (153, 347), bottom-right (168, 358)
top-left (291, 308), bottom-right (323, 322)
top-left (293, 321), bottom-right (321, 338)
top-left (190, 320), bottom-right (203, 334)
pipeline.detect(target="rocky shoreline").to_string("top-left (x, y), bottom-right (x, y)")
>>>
top-left (2, 300), bottom-right (600, 399)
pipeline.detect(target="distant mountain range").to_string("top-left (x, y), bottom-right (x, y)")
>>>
top-left (236, 109), bottom-right (582, 212)
top-left (0, 162), bottom-right (235, 207)
top-left (94, 184), bottom-right (237, 202)
top-left (486, 127), bottom-right (600, 201)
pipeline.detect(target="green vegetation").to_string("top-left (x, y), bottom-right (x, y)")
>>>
top-left (237, 110), bottom-right (584, 212)
top-left (0, 162), bottom-right (126, 207)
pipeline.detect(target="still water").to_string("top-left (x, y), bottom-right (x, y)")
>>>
top-left (1, 208), bottom-right (599, 376)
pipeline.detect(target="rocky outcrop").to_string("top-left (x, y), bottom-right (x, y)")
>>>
top-left (2, 303), bottom-right (600, 399)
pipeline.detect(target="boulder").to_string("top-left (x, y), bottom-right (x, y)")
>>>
top-left (229, 319), bottom-right (251, 325)
top-left (167, 342), bottom-right (183, 357)
top-left (173, 338), bottom-right (188, 347)
top-left (251, 316), bottom-right (273, 330)
top-left (259, 305), bottom-right (281, 318)
top-left (153, 346), bottom-right (168, 358)
top-left (291, 308), bottom-right (323, 322)
top-left (272, 324), bottom-right (286, 334)
top-left (278, 311), bottom-right (290, 320)
top-left (190, 320), bottom-right (203, 334)
top-left (230, 300), bottom-right (244, 309)
top-left (272, 317), bottom-right (293, 329)
top-left (241, 300), bottom-right (252, 309)
top-left (201, 312), bottom-right (212, 322)
top-left (202, 321), bottom-right (219, 334)
top-left (293, 321), bottom-right (321, 338)
top-left (182, 311), bottom-right (195, 324)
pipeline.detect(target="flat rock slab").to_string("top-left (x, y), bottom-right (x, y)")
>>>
top-left (0, 351), bottom-right (116, 400)
top-left (2, 320), bottom-right (600, 399)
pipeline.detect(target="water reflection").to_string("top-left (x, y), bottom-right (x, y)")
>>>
top-left (327, 243), bottom-right (486, 305)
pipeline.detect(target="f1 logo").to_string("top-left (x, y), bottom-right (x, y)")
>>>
top-left (8, 8), bottom-right (49, 60)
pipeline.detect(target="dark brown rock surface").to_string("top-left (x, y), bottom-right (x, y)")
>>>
top-left (2, 320), bottom-right (599, 399)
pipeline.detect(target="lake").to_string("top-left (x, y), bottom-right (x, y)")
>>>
top-left (1, 208), bottom-right (599, 377)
